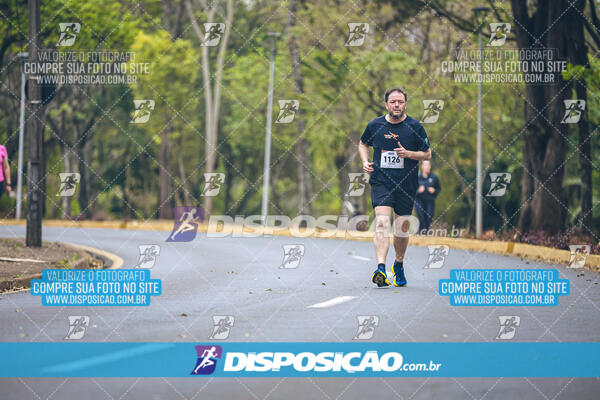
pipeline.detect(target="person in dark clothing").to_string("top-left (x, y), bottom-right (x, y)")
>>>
top-left (415, 160), bottom-right (440, 234)
top-left (359, 87), bottom-right (432, 288)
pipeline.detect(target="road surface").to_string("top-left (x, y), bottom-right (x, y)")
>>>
top-left (1, 225), bottom-right (599, 399)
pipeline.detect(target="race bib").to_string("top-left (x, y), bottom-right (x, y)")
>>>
top-left (380, 150), bottom-right (404, 169)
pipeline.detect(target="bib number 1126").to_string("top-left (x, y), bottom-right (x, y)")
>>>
top-left (380, 150), bottom-right (404, 169)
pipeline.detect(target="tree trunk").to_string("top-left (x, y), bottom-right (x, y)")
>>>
top-left (287, 0), bottom-right (312, 214)
top-left (158, 0), bottom-right (189, 218)
top-left (185, 0), bottom-right (233, 219)
top-left (222, 140), bottom-right (233, 213)
top-left (177, 143), bottom-right (191, 205)
top-left (26, 0), bottom-right (43, 246)
top-left (335, 134), bottom-right (359, 215)
top-left (158, 121), bottom-right (172, 219)
top-left (123, 167), bottom-right (131, 220)
top-left (59, 110), bottom-right (71, 219)
top-left (76, 126), bottom-right (90, 219)
top-left (575, 80), bottom-right (592, 231)
top-left (516, 131), bottom-right (533, 234)
top-left (568, 2), bottom-right (592, 232)
top-left (61, 148), bottom-right (71, 219)
top-left (510, 0), bottom-right (587, 234)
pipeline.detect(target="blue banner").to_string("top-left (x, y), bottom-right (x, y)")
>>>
top-left (439, 269), bottom-right (569, 306)
top-left (30, 269), bottom-right (161, 306)
top-left (1, 342), bottom-right (598, 377)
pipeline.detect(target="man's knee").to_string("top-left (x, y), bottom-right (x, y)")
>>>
top-left (375, 215), bottom-right (391, 232)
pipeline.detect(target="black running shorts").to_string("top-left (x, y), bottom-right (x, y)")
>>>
top-left (370, 181), bottom-right (415, 216)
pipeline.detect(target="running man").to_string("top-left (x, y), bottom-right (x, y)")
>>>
top-left (562, 100), bottom-right (585, 123)
top-left (358, 87), bottom-right (431, 287)
top-left (203, 24), bottom-right (224, 45)
top-left (169, 209), bottom-right (200, 241)
top-left (345, 23), bottom-right (368, 46)
top-left (193, 346), bottom-right (218, 374)
top-left (57, 23), bottom-right (78, 46)
top-left (275, 101), bottom-right (298, 123)
top-left (131, 100), bottom-right (153, 122)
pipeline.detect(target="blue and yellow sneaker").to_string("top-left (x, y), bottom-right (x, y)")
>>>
top-left (392, 261), bottom-right (407, 287)
top-left (372, 264), bottom-right (390, 287)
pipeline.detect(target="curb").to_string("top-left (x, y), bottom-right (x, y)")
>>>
top-left (0, 241), bottom-right (124, 294)
top-left (406, 236), bottom-right (600, 272)
top-left (1, 219), bottom-right (598, 271)
top-left (64, 242), bottom-right (124, 270)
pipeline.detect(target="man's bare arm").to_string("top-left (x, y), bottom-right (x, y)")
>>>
top-left (394, 145), bottom-right (431, 161)
top-left (358, 141), bottom-right (374, 174)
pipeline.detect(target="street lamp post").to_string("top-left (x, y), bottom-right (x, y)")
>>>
top-left (472, 6), bottom-right (489, 239)
top-left (16, 52), bottom-right (28, 220)
top-left (261, 32), bottom-right (281, 223)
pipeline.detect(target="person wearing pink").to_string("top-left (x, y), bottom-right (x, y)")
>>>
top-left (0, 145), bottom-right (11, 198)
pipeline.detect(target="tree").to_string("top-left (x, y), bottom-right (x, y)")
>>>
top-left (26, 0), bottom-right (42, 246)
top-left (130, 31), bottom-right (199, 218)
top-left (510, 0), bottom-right (592, 234)
top-left (419, 0), bottom-right (595, 234)
top-left (286, 0), bottom-right (313, 214)
top-left (185, 0), bottom-right (233, 219)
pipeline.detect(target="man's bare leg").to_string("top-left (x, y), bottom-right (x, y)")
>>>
top-left (374, 206), bottom-right (393, 264)
top-left (393, 235), bottom-right (409, 262)
top-left (372, 206), bottom-right (393, 287)
top-left (390, 214), bottom-right (410, 286)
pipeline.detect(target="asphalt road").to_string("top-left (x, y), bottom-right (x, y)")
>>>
top-left (1, 225), bottom-right (599, 399)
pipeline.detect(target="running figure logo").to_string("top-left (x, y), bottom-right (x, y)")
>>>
top-left (57, 23), bottom-right (80, 47)
top-left (202, 173), bottom-right (225, 197)
top-left (346, 173), bottom-right (369, 197)
top-left (210, 316), bottom-right (234, 340)
top-left (167, 206), bottom-right (203, 242)
top-left (280, 244), bottom-right (305, 269)
top-left (353, 315), bottom-right (379, 340)
top-left (424, 245), bottom-right (449, 269)
top-left (64, 316), bottom-right (89, 340)
top-left (486, 172), bottom-right (511, 197)
top-left (57, 173), bottom-right (80, 197)
top-left (488, 23), bottom-right (510, 46)
top-left (135, 245), bottom-right (161, 268)
top-left (561, 100), bottom-right (586, 124)
top-left (421, 100), bottom-right (444, 123)
top-left (568, 245), bottom-right (590, 269)
top-left (130, 100), bottom-right (155, 124)
top-left (275, 100), bottom-right (299, 123)
top-left (496, 315), bottom-right (520, 340)
top-left (345, 23), bottom-right (370, 46)
top-left (191, 345), bottom-right (222, 375)
top-left (201, 23), bottom-right (225, 46)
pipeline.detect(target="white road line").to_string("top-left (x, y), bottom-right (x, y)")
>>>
top-left (308, 296), bottom-right (357, 309)
top-left (350, 255), bottom-right (370, 261)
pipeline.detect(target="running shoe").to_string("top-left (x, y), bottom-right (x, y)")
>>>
top-left (392, 262), bottom-right (407, 287)
top-left (372, 265), bottom-right (390, 287)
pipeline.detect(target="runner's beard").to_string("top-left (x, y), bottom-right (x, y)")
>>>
top-left (389, 110), bottom-right (404, 120)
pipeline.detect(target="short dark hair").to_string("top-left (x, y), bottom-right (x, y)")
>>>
top-left (385, 87), bottom-right (407, 103)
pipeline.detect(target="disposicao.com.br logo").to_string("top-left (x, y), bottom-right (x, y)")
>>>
top-left (191, 346), bottom-right (442, 376)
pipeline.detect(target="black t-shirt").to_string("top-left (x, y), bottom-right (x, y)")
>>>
top-left (417, 172), bottom-right (441, 201)
top-left (360, 115), bottom-right (430, 192)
